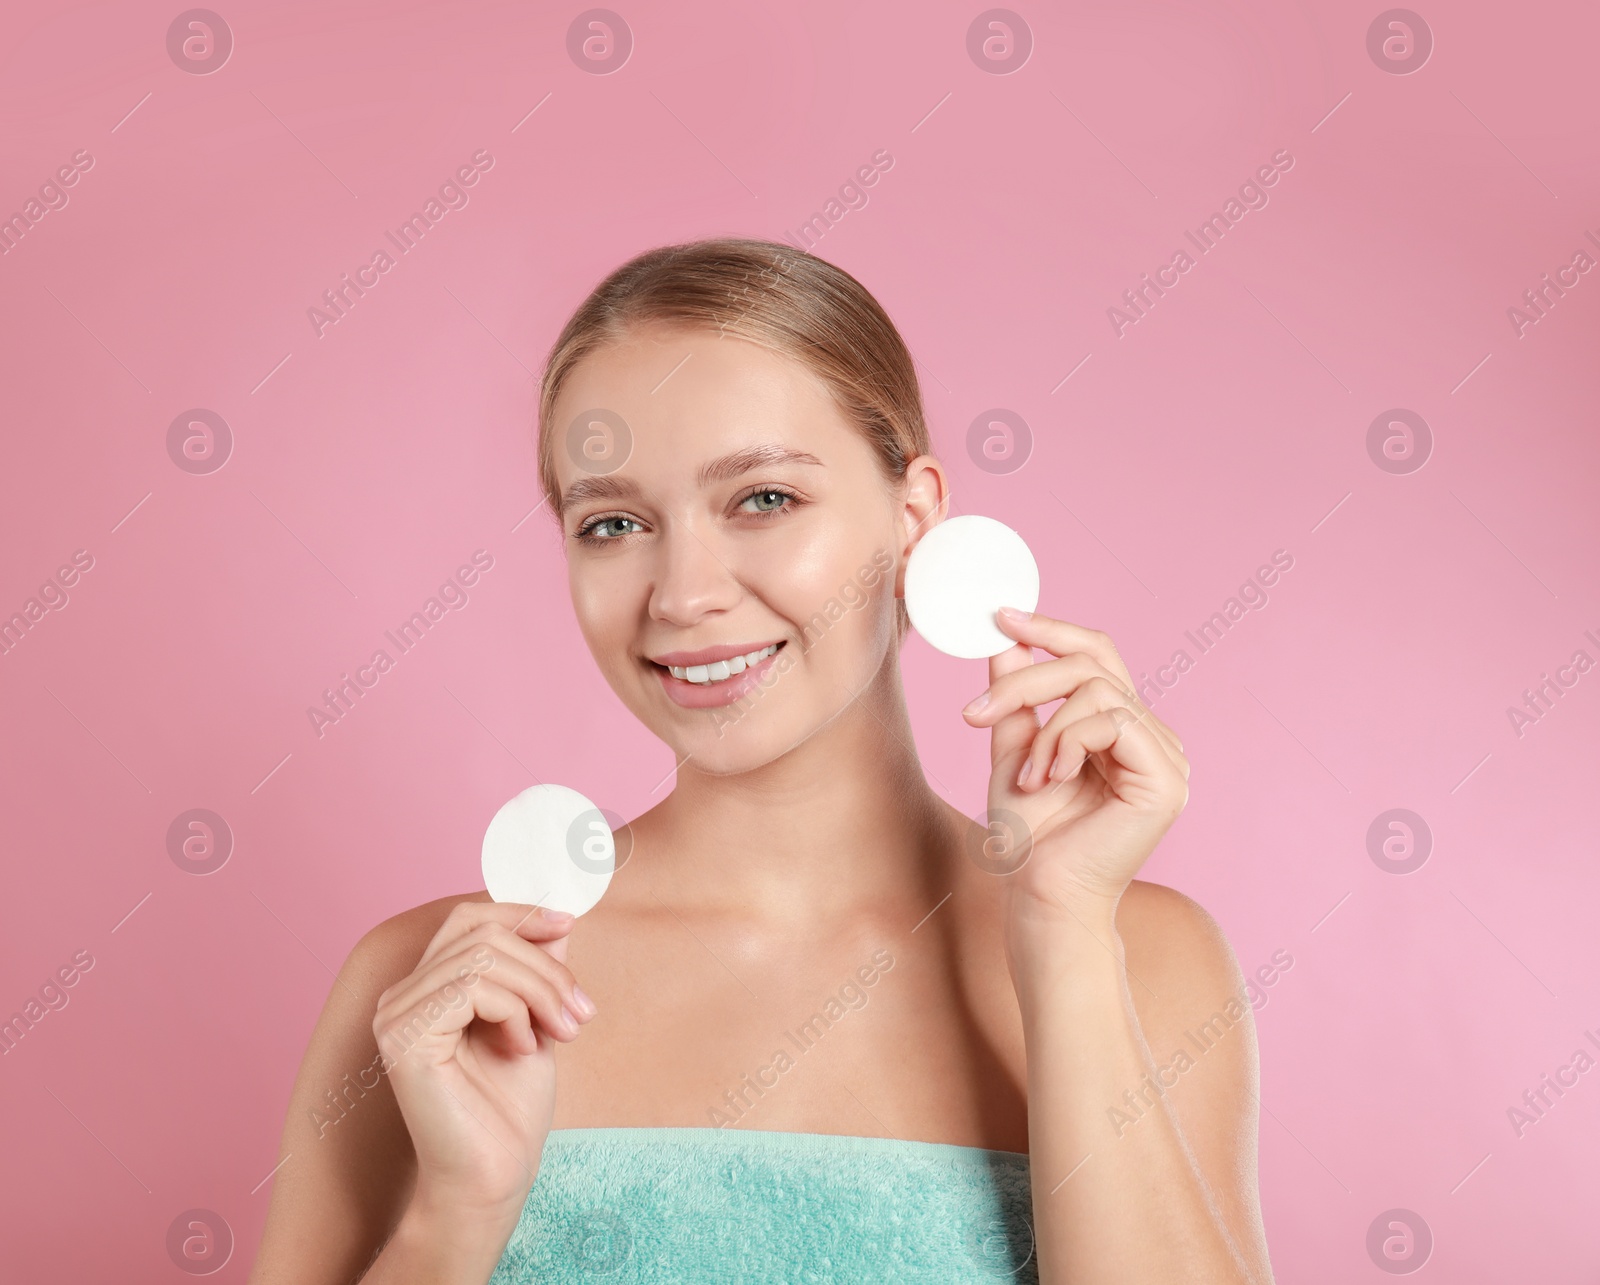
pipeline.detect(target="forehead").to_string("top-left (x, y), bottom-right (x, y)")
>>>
top-left (549, 322), bottom-right (861, 492)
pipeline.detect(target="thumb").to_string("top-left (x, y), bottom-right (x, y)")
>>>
top-left (984, 640), bottom-right (1040, 771)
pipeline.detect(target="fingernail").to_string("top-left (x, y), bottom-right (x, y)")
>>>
top-left (999, 606), bottom-right (1030, 620)
top-left (560, 1005), bottom-right (580, 1034)
top-left (543, 908), bottom-right (575, 925)
top-left (1016, 758), bottom-right (1032, 788)
top-left (571, 985), bottom-right (597, 1018)
top-left (962, 692), bottom-right (990, 716)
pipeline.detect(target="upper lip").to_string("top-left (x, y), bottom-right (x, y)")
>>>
top-left (648, 640), bottom-right (784, 667)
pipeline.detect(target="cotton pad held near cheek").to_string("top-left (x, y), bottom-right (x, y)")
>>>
top-left (904, 514), bottom-right (1041, 659)
top-left (481, 783), bottom-right (615, 916)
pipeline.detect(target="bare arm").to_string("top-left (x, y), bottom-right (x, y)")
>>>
top-left (1015, 882), bottom-right (1272, 1284)
top-left (962, 609), bottom-right (1271, 1283)
top-left (250, 906), bottom-right (434, 1285)
top-left (250, 895), bottom-right (588, 1284)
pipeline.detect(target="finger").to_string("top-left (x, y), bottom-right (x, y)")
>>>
top-left (967, 651), bottom-right (1186, 767)
top-left (412, 921), bottom-right (595, 1024)
top-left (378, 977), bottom-right (538, 1067)
top-left (376, 939), bottom-right (499, 1019)
top-left (416, 920), bottom-right (584, 999)
top-left (465, 946), bottom-right (587, 1040)
top-left (416, 900), bottom-right (574, 970)
top-left (1040, 707), bottom-right (1187, 808)
top-left (965, 653), bottom-right (1111, 724)
top-left (1018, 678), bottom-right (1189, 790)
top-left (379, 946), bottom-right (582, 1054)
top-left (387, 933), bottom-right (587, 1036)
top-left (471, 923), bottom-right (594, 1020)
top-left (992, 610), bottom-right (1186, 752)
top-left (1016, 676), bottom-right (1131, 791)
top-left (995, 609), bottom-right (1134, 689)
top-left (1040, 677), bottom-right (1187, 785)
top-left (978, 640), bottom-right (1042, 771)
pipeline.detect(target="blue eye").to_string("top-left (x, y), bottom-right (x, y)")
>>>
top-left (574, 486), bottom-right (802, 544)
top-left (575, 515), bottom-right (644, 543)
top-left (743, 488), bottom-right (793, 513)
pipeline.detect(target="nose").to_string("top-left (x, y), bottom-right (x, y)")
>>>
top-left (647, 518), bottom-right (744, 627)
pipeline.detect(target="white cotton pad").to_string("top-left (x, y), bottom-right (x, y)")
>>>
top-left (481, 784), bottom-right (615, 916)
top-left (904, 514), bottom-right (1041, 659)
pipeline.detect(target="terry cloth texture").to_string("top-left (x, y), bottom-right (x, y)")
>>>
top-left (487, 1126), bottom-right (1037, 1283)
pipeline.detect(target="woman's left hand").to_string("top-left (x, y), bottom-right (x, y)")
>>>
top-left (961, 608), bottom-right (1190, 923)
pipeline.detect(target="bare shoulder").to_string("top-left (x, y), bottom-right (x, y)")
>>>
top-left (1111, 878), bottom-right (1257, 1076)
top-left (248, 889), bottom-right (489, 1285)
top-left (1114, 878), bottom-right (1241, 994)
top-left (343, 889), bottom-right (492, 990)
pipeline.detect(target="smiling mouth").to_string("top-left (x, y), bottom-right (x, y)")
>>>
top-left (657, 641), bottom-right (784, 686)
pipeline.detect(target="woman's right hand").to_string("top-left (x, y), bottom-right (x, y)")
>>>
top-left (371, 901), bottom-right (596, 1229)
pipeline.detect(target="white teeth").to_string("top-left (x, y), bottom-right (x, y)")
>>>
top-left (667, 643), bottom-right (779, 684)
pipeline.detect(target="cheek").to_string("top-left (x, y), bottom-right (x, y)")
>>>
top-left (569, 560), bottom-right (635, 656)
top-left (762, 524), bottom-right (894, 661)
top-left (771, 527), bottom-right (847, 601)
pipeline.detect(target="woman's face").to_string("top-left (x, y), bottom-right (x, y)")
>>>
top-left (550, 320), bottom-right (939, 775)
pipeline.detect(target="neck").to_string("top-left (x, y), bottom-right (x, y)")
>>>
top-left (632, 659), bottom-right (965, 925)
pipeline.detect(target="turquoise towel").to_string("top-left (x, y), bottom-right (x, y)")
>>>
top-left (487, 1127), bottom-right (1037, 1283)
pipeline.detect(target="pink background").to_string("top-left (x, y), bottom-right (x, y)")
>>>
top-left (2, 0), bottom-right (1597, 1279)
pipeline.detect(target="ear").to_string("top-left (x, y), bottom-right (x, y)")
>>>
top-left (894, 454), bottom-right (950, 600)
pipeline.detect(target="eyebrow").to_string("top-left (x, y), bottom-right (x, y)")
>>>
top-left (558, 443), bottom-right (825, 517)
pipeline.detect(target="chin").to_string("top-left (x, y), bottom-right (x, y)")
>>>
top-left (676, 707), bottom-right (823, 774)
top-left (641, 682), bottom-right (846, 776)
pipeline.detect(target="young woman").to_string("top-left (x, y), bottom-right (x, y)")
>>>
top-left (251, 238), bottom-right (1274, 1283)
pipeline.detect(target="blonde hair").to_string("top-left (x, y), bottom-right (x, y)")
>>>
top-left (536, 236), bottom-right (930, 637)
